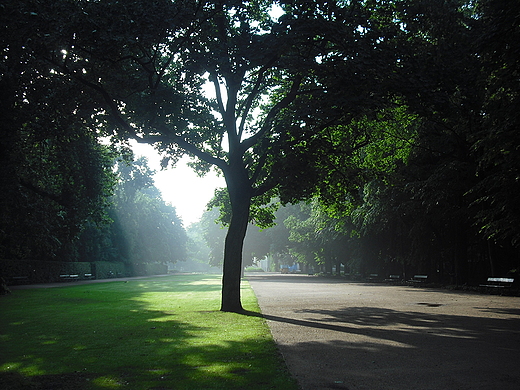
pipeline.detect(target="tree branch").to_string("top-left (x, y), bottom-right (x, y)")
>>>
top-left (19, 178), bottom-right (68, 208)
top-left (241, 75), bottom-right (303, 152)
top-left (139, 126), bottom-right (229, 173)
top-left (237, 57), bottom-right (278, 140)
top-left (48, 57), bottom-right (229, 175)
top-left (249, 152), bottom-right (268, 185)
top-left (211, 73), bottom-right (226, 115)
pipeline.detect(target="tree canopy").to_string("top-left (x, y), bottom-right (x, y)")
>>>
top-left (2, 0), bottom-right (519, 308)
top-left (4, 0), bottom-right (403, 311)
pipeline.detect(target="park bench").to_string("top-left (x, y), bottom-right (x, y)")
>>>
top-left (84, 273), bottom-right (94, 279)
top-left (366, 274), bottom-right (382, 282)
top-left (479, 277), bottom-right (514, 290)
top-left (384, 274), bottom-right (402, 283)
top-left (409, 275), bottom-right (428, 285)
top-left (59, 274), bottom-right (79, 281)
top-left (10, 276), bottom-right (29, 285)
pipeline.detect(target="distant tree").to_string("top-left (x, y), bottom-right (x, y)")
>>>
top-left (266, 204), bottom-right (298, 257)
top-left (242, 224), bottom-right (272, 267)
top-left (198, 207), bottom-right (227, 268)
top-left (112, 157), bottom-right (188, 266)
top-left (186, 222), bottom-right (212, 267)
top-left (284, 200), bottom-right (355, 274)
top-left (73, 156), bottom-right (188, 268)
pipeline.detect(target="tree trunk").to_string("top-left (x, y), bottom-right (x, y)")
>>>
top-left (454, 225), bottom-right (468, 285)
top-left (487, 240), bottom-right (496, 277)
top-left (220, 162), bottom-right (252, 313)
top-left (325, 258), bottom-right (333, 275)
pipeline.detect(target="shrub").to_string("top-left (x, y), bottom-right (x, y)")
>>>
top-left (0, 260), bottom-right (92, 284)
top-left (131, 262), bottom-right (168, 276)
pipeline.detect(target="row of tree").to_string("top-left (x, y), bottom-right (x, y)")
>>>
top-left (202, 180), bottom-right (519, 286)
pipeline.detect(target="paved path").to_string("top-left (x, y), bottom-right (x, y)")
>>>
top-left (247, 273), bottom-right (520, 390)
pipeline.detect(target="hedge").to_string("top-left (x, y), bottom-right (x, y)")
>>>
top-left (131, 262), bottom-right (168, 276)
top-left (0, 259), bottom-right (168, 285)
top-left (0, 260), bottom-right (92, 284)
top-left (91, 261), bottom-right (129, 279)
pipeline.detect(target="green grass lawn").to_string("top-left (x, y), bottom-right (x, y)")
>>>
top-left (0, 274), bottom-right (298, 390)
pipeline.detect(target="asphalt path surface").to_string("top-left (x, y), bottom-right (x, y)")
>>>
top-left (247, 273), bottom-right (520, 390)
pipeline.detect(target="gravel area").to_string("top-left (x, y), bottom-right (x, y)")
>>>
top-left (247, 273), bottom-right (520, 390)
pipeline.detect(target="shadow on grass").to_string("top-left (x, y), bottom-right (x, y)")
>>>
top-left (1, 336), bottom-right (289, 390)
top-left (0, 275), bottom-right (296, 390)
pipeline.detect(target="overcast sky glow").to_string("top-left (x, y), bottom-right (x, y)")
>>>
top-left (131, 141), bottom-right (226, 227)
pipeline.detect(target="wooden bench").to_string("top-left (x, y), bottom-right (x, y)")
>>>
top-left (480, 277), bottom-right (514, 290)
top-left (409, 275), bottom-right (428, 284)
top-left (384, 274), bottom-right (401, 283)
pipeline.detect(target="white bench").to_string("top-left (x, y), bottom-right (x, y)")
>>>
top-left (409, 275), bottom-right (428, 285)
top-left (480, 277), bottom-right (514, 289)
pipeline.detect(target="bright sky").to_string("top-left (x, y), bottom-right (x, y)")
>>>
top-left (131, 141), bottom-right (226, 227)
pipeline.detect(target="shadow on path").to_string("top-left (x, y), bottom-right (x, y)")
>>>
top-left (247, 274), bottom-right (520, 390)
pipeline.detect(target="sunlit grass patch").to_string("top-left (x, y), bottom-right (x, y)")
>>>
top-left (0, 274), bottom-right (297, 390)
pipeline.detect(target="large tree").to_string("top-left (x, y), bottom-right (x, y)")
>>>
top-left (4, 0), bottom-right (401, 311)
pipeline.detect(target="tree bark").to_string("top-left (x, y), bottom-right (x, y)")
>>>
top-left (220, 161), bottom-right (252, 312)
